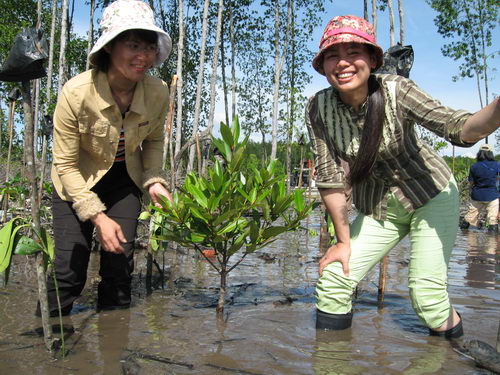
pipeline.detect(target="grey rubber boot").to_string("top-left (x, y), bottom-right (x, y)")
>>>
top-left (316, 309), bottom-right (353, 330)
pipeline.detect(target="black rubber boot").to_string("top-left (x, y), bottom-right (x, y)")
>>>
top-left (459, 219), bottom-right (470, 229)
top-left (35, 301), bottom-right (73, 317)
top-left (429, 318), bottom-right (464, 339)
top-left (316, 309), bottom-right (353, 330)
top-left (487, 224), bottom-right (498, 233)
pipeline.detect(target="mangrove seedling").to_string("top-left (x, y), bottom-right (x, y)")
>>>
top-left (0, 217), bottom-right (65, 355)
top-left (148, 117), bottom-right (318, 314)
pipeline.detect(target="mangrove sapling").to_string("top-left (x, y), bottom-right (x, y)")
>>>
top-left (148, 117), bottom-right (318, 314)
top-left (0, 217), bottom-right (67, 356)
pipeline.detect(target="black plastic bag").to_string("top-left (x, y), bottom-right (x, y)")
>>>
top-left (377, 44), bottom-right (414, 78)
top-left (0, 28), bottom-right (48, 82)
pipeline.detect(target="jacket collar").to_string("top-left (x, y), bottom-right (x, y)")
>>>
top-left (94, 69), bottom-right (146, 116)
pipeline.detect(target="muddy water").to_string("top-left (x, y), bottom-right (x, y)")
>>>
top-left (0, 210), bottom-right (498, 375)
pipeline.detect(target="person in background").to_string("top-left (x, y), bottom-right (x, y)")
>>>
top-left (39, 0), bottom-right (172, 316)
top-left (460, 144), bottom-right (500, 232)
top-left (306, 15), bottom-right (500, 338)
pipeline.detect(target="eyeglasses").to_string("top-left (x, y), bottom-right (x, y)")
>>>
top-left (122, 41), bottom-right (159, 55)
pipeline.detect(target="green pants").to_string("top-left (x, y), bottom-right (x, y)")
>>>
top-left (316, 177), bottom-right (459, 329)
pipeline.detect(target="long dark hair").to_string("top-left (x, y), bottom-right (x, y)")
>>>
top-left (477, 149), bottom-right (495, 162)
top-left (92, 29), bottom-right (158, 72)
top-left (348, 75), bottom-right (385, 186)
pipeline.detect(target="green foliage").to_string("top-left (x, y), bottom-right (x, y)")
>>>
top-left (427, 0), bottom-right (497, 105)
top-left (0, 172), bottom-right (29, 206)
top-left (148, 117), bottom-right (318, 287)
top-left (0, 217), bottom-right (54, 285)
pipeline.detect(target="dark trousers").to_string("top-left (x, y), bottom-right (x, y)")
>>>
top-left (46, 162), bottom-right (141, 314)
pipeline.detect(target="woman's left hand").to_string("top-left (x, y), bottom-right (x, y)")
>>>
top-left (148, 182), bottom-right (173, 207)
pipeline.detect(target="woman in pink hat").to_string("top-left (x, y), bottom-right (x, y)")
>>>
top-left (41, 0), bottom-right (173, 316)
top-left (307, 15), bottom-right (500, 337)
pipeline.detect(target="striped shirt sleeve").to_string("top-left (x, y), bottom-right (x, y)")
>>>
top-left (305, 95), bottom-right (345, 189)
top-left (396, 77), bottom-right (474, 147)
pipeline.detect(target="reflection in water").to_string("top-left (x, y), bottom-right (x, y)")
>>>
top-left (97, 309), bottom-right (131, 374)
top-left (464, 231), bottom-right (498, 289)
top-left (0, 209), bottom-right (498, 374)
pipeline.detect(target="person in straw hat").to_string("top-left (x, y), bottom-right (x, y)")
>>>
top-left (40, 0), bottom-right (173, 316)
top-left (306, 15), bottom-right (499, 337)
top-left (460, 143), bottom-right (499, 232)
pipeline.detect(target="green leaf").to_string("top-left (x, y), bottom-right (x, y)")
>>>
top-left (293, 189), bottom-right (305, 212)
top-left (138, 211), bottom-right (151, 220)
top-left (0, 219), bottom-right (26, 273)
top-left (232, 116), bottom-right (240, 143)
top-left (185, 184), bottom-right (208, 209)
top-left (39, 228), bottom-right (55, 262)
top-left (13, 235), bottom-right (41, 256)
top-left (262, 226), bottom-right (289, 239)
top-left (220, 121), bottom-right (234, 149)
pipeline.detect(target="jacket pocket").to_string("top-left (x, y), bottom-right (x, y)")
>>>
top-left (78, 117), bottom-right (109, 137)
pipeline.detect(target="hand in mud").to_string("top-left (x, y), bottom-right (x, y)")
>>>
top-left (319, 242), bottom-right (351, 277)
top-left (148, 182), bottom-right (173, 208)
top-left (91, 212), bottom-right (126, 253)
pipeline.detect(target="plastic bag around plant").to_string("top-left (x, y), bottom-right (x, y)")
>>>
top-left (0, 28), bottom-right (48, 82)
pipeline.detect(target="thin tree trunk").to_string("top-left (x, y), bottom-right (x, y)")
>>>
top-left (387, 0), bottom-right (395, 46)
top-left (0, 104), bottom-right (3, 160)
top-left (229, 7), bottom-right (236, 121)
top-left (397, 0), bottom-right (404, 45)
top-left (271, 0), bottom-right (292, 161)
top-left (216, 269), bottom-right (227, 315)
top-left (85, 0), bottom-right (95, 71)
top-left (220, 21), bottom-right (230, 127)
top-left (285, 0), bottom-right (296, 192)
top-left (201, 0), bottom-right (224, 176)
top-left (38, 0), bottom-right (58, 203)
top-left (378, 256), bottom-right (388, 304)
top-left (270, 1), bottom-right (280, 161)
top-left (36, 254), bottom-right (55, 351)
top-left (187, 0), bottom-right (210, 173)
top-left (173, 0), bottom-right (185, 189)
top-left (163, 75), bottom-right (177, 169)
top-left (372, 0), bottom-right (377, 37)
top-left (477, 1), bottom-right (489, 141)
top-left (5, 101), bottom-right (16, 184)
top-left (22, 80), bottom-right (55, 352)
top-left (364, 0), bottom-right (369, 20)
top-left (58, 0), bottom-right (69, 93)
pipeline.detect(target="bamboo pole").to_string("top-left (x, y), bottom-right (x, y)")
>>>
top-left (378, 256), bottom-right (388, 304)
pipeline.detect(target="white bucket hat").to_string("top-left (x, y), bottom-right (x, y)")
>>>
top-left (88, 0), bottom-right (172, 67)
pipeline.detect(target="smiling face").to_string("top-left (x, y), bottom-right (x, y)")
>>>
top-left (105, 31), bottom-right (158, 84)
top-left (322, 42), bottom-right (377, 107)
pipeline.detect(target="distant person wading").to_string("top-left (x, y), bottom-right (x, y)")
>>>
top-left (460, 143), bottom-right (500, 232)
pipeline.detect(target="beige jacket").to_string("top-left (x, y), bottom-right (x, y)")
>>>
top-left (51, 69), bottom-right (169, 221)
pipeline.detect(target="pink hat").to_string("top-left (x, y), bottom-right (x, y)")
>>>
top-left (312, 15), bottom-right (384, 75)
top-left (88, 0), bottom-right (172, 67)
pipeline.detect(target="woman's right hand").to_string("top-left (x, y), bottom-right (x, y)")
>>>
top-left (91, 212), bottom-right (127, 253)
top-left (319, 242), bottom-right (351, 277)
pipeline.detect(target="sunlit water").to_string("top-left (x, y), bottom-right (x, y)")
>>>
top-left (0, 210), bottom-right (498, 374)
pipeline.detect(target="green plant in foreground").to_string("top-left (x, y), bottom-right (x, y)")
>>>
top-left (0, 217), bottom-right (66, 356)
top-left (146, 117), bottom-right (319, 314)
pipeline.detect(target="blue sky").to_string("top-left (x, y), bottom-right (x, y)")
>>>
top-left (73, 1), bottom-right (498, 157)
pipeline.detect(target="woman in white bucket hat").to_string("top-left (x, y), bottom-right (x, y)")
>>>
top-left (40, 0), bottom-right (173, 316)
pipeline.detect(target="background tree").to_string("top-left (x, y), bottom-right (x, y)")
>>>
top-left (426, 0), bottom-right (498, 117)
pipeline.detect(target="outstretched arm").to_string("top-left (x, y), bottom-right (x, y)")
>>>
top-left (460, 97), bottom-right (500, 143)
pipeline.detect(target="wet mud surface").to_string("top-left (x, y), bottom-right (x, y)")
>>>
top-left (0, 210), bottom-right (498, 374)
